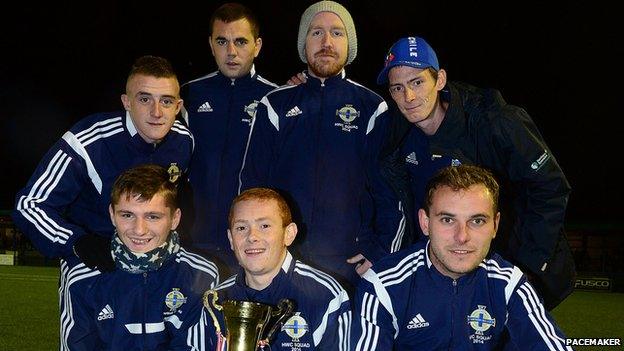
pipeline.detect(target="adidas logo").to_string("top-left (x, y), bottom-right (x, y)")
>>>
top-left (285, 106), bottom-right (302, 117)
top-left (197, 102), bottom-right (213, 113)
top-left (407, 314), bottom-right (429, 329)
top-left (405, 152), bottom-right (419, 165)
top-left (97, 304), bottom-right (115, 321)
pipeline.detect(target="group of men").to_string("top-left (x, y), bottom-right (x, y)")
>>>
top-left (13, 1), bottom-right (575, 350)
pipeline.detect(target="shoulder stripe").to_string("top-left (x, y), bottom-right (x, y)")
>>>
top-left (346, 79), bottom-right (385, 101)
top-left (77, 119), bottom-right (124, 147)
top-left (176, 249), bottom-right (219, 281)
top-left (215, 275), bottom-right (237, 290)
top-left (182, 71), bottom-right (219, 86)
top-left (294, 261), bottom-right (343, 296)
top-left (378, 249), bottom-right (425, 286)
top-left (516, 282), bottom-right (571, 350)
top-left (256, 75), bottom-right (278, 88)
top-left (74, 117), bottom-right (122, 140)
top-left (260, 95), bottom-right (280, 131)
top-left (264, 83), bottom-right (297, 97)
top-left (171, 121), bottom-right (195, 152)
top-left (366, 101), bottom-right (388, 135)
top-left (503, 266), bottom-right (524, 304)
top-left (62, 131), bottom-right (103, 193)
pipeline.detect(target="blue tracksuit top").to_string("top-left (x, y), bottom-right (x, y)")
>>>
top-left (62, 248), bottom-right (218, 351)
top-left (13, 111), bottom-right (193, 258)
top-left (201, 251), bottom-right (352, 351)
top-left (240, 70), bottom-right (403, 272)
top-left (352, 240), bottom-right (571, 350)
top-left (181, 67), bottom-right (277, 252)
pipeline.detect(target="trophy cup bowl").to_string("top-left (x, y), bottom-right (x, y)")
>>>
top-left (203, 290), bottom-right (294, 351)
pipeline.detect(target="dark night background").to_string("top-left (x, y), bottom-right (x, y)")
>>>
top-left (1, 1), bottom-right (620, 229)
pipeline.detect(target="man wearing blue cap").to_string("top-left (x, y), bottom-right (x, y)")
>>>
top-left (374, 36), bottom-right (574, 310)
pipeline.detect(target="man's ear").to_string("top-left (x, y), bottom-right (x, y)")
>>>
top-left (284, 223), bottom-right (298, 246)
top-left (254, 37), bottom-right (263, 58)
top-left (170, 208), bottom-right (182, 231)
top-left (227, 229), bottom-right (235, 251)
top-left (492, 211), bottom-right (500, 239)
top-left (108, 204), bottom-right (116, 226)
top-left (435, 69), bottom-right (447, 91)
top-left (418, 208), bottom-right (430, 236)
top-left (121, 94), bottom-right (130, 111)
top-left (209, 36), bottom-right (215, 56)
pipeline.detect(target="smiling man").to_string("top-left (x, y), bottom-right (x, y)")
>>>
top-left (63, 164), bottom-right (218, 350)
top-left (180, 3), bottom-right (277, 275)
top-left (375, 36), bottom-right (574, 310)
top-left (352, 165), bottom-right (571, 350)
top-left (12, 55), bottom-right (194, 347)
top-left (239, 0), bottom-right (402, 291)
top-left (202, 188), bottom-right (351, 350)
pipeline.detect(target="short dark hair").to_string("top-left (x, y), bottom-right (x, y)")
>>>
top-left (111, 164), bottom-right (178, 211)
top-left (423, 165), bottom-right (499, 214)
top-left (127, 55), bottom-right (177, 81)
top-left (229, 188), bottom-right (292, 227)
top-left (210, 3), bottom-right (260, 39)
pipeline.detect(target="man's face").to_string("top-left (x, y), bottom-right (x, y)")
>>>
top-left (418, 184), bottom-right (500, 280)
top-left (121, 74), bottom-right (182, 144)
top-left (109, 193), bottom-right (181, 253)
top-left (388, 66), bottom-right (445, 125)
top-left (228, 199), bottom-right (296, 284)
top-left (210, 18), bottom-right (262, 79)
top-left (305, 12), bottom-right (348, 78)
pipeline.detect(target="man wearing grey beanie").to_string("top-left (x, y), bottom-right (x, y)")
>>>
top-left (239, 1), bottom-right (404, 291)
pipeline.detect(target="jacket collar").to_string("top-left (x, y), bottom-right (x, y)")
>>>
top-left (125, 111), bottom-right (169, 151)
top-left (234, 250), bottom-right (294, 291)
top-left (303, 69), bottom-right (347, 89)
top-left (215, 64), bottom-right (258, 86)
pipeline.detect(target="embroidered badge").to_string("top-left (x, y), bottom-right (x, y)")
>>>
top-left (467, 305), bottom-right (496, 344)
top-left (334, 104), bottom-right (360, 132)
top-left (167, 163), bottom-right (181, 183)
top-left (165, 288), bottom-right (187, 313)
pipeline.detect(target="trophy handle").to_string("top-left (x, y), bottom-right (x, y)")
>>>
top-left (260, 298), bottom-right (294, 346)
top-left (202, 289), bottom-right (223, 334)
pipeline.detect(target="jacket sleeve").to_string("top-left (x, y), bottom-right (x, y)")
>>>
top-left (358, 105), bottom-right (406, 262)
top-left (238, 95), bottom-right (278, 193)
top-left (505, 277), bottom-right (572, 350)
top-left (490, 107), bottom-right (571, 276)
top-left (316, 290), bottom-right (352, 351)
top-left (12, 134), bottom-right (92, 258)
top-left (351, 271), bottom-right (396, 351)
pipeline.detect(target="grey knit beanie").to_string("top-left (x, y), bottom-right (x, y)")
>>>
top-left (297, 1), bottom-right (357, 65)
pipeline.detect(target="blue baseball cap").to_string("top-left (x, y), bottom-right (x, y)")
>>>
top-left (376, 36), bottom-right (440, 85)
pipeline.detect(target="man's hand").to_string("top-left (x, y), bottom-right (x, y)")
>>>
top-left (73, 233), bottom-right (115, 272)
top-left (347, 253), bottom-right (372, 276)
top-left (286, 72), bottom-right (307, 86)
